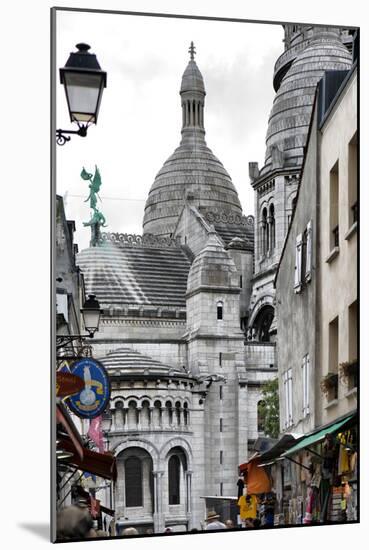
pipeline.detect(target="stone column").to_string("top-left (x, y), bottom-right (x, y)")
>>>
top-left (111, 408), bottom-right (116, 431)
top-left (153, 471), bottom-right (165, 533)
top-left (261, 220), bottom-right (267, 257)
top-left (185, 470), bottom-right (194, 529)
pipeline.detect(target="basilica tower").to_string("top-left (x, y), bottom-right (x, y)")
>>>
top-left (247, 26), bottom-right (352, 343)
top-left (143, 43), bottom-right (243, 237)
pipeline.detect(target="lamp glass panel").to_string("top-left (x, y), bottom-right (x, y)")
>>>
top-left (82, 308), bottom-right (101, 333)
top-left (64, 72), bottom-right (102, 122)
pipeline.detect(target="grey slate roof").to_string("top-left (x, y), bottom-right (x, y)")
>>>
top-left (99, 347), bottom-right (183, 376)
top-left (214, 223), bottom-right (254, 252)
top-left (76, 240), bottom-right (191, 311)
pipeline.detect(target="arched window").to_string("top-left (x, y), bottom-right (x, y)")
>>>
top-left (253, 305), bottom-right (274, 342)
top-left (165, 401), bottom-right (173, 425)
top-left (269, 203), bottom-right (275, 252)
top-left (168, 455), bottom-right (181, 505)
top-left (217, 301), bottom-right (223, 320)
top-left (125, 457), bottom-right (143, 507)
top-left (261, 207), bottom-right (268, 257)
top-left (257, 400), bottom-right (266, 433)
top-left (175, 401), bottom-right (181, 425)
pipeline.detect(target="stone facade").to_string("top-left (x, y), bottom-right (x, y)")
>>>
top-left (275, 99), bottom-right (319, 436)
top-left (275, 62), bottom-right (357, 435)
top-left (317, 69), bottom-right (357, 427)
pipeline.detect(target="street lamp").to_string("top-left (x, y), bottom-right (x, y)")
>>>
top-left (57, 43), bottom-right (107, 145)
top-left (81, 294), bottom-right (102, 337)
top-left (56, 294), bottom-right (103, 350)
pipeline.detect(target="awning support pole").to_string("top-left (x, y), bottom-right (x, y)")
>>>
top-left (304, 446), bottom-right (324, 459)
top-left (283, 456), bottom-right (312, 472)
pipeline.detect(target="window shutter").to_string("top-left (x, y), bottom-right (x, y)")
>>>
top-left (305, 221), bottom-right (312, 282)
top-left (305, 354), bottom-right (310, 414)
top-left (302, 357), bottom-right (306, 416)
top-left (283, 372), bottom-right (288, 429)
top-left (294, 233), bottom-right (303, 293)
top-left (287, 369), bottom-right (293, 426)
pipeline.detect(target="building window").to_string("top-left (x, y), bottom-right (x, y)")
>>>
top-left (329, 160), bottom-right (339, 251)
top-left (219, 385), bottom-right (223, 400)
top-left (348, 301), bottom-right (357, 363)
top-left (183, 402), bottom-right (189, 425)
top-left (348, 132), bottom-right (357, 227)
top-left (125, 457), bottom-right (143, 507)
top-left (219, 352), bottom-right (222, 367)
top-left (347, 301), bottom-right (358, 390)
top-left (260, 207), bottom-right (268, 258)
top-left (240, 275), bottom-right (243, 288)
top-left (283, 369), bottom-right (293, 428)
top-left (220, 482), bottom-right (223, 496)
top-left (168, 455), bottom-right (181, 505)
top-left (220, 418), bottom-right (223, 432)
top-left (220, 451), bottom-right (223, 465)
top-left (217, 302), bottom-right (223, 320)
top-left (269, 203), bottom-right (275, 253)
top-left (327, 316), bottom-right (339, 401)
top-left (302, 354), bottom-right (310, 417)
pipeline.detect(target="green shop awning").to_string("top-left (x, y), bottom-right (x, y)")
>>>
top-left (282, 413), bottom-right (356, 458)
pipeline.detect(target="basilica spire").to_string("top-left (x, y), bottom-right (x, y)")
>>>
top-left (180, 42), bottom-right (206, 137)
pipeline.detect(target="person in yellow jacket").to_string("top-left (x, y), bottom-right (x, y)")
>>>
top-left (237, 494), bottom-right (258, 520)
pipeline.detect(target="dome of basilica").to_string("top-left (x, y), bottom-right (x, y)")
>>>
top-left (143, 43), bottom-right (242, 237)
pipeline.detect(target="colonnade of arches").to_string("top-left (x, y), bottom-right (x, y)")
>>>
top-left (107, 398), bottom-right (190, 432)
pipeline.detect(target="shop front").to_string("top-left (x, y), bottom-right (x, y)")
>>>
top-left (280, 412), bottom-right (357, 525)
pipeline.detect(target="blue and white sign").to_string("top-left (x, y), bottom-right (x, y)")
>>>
top-left (66, 358), bottom-right (110, 419)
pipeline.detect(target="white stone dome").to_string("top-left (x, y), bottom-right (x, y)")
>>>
top-left (143, 46), bottom-right (242, 237)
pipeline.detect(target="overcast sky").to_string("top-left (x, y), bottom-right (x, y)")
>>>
top-left (56, 10), bottom-right (284, 250)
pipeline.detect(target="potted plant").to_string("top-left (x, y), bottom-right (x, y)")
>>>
top-left (339, 361), bottom-right (357, 389)
top-left (320, 372), bottom-right (339, 397)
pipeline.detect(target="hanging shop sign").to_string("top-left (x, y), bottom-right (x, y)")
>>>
top-left (56, 371), bottom-right (85, 398)
top-left (66, 358), bottom-right (110, 419)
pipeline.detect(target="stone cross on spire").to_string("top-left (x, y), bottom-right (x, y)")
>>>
top-left (188, 41), bottom-right (196, 60)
